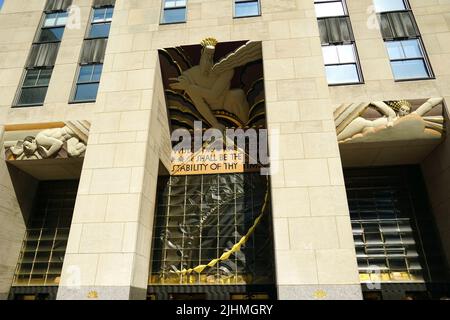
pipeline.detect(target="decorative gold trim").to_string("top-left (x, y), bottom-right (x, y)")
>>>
top-left (174, 47), bottom-right (193, 68)
top-left (248, 99), bottom-right (265, 116)
top-left (387, 100), bottom-right (412, 112)
top-left (246, 111), bottom-right (266, 125)
top-left (159, 49), bottom-right (183, 75)
top-left (246, 78), bottom-right (264, 97)
top-left (4, 122), bottom-right (65, 132)
top-left (200, 37), bottom-right (218, 48)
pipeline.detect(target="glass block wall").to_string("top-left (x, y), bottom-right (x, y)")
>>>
top-left (13, 180), bottom-right (79, 287)
top-left (149, 173), bottom-right (275, 286)
top-left (345, 166), bottom-right (447, 285)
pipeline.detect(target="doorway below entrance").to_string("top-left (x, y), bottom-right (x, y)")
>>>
top-left (344, 166), bottom-right (449, 300)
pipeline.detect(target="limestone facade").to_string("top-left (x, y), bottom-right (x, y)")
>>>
top-left (0, 0), bottom-right (448, 300)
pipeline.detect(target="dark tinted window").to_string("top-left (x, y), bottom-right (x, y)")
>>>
top-left (16, 68), bottom-right (53, 106)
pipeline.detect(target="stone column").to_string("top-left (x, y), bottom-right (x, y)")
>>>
top-left (262, 0), bottom-right (362, 300)
top-left (421, 98), bottom-right (450, 275)
top-left (0, 126), bottom-right (24, 300)
top-left (57, 0), bottom-right (171, 300)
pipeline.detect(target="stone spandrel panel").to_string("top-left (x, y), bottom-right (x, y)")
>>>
top-left (3, 121), bottom-right (90, 161)
top-left (335, 98), bottom-right (445, 144)
top-left (336, 98), bottom-right (446, 167)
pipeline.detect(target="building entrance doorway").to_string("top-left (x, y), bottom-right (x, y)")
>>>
top-left (9, 180), bottom-right (79, 300)
top-left (148, 173), bottom-right (277, 300)
top-left (344, 166), bottom-right (449, 300)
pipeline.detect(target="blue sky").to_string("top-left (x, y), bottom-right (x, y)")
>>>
top-left (0, 0), bottom-right (3, 10)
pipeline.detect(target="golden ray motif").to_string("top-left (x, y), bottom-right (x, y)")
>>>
top-left (200, 37), bottom-right (218, 48)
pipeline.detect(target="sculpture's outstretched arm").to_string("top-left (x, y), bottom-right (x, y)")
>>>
top-left (413, 97), bottom-right (443, 116)
top-left (371, 101), bottom-right (397, 121)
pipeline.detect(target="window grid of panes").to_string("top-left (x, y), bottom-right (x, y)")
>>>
top-left (13, 228), bottom-right (70, 286)
top-left (373, 0), bottom-right (409, 13)
top-left (16, 68), bottom-right (53, 106)
top-left (12, 181), bottom-right (78, 287)
top-left (348, 189), bottom-right (425, 284)
top-left (161, 0), bottom-right (187, 24)
top-left (234, 0), bottom-right (260, 18)
top-left (314, 0), bottom-right (363, 85)
top-left (37, 11), bottom-right (68, 43)
top-left (87, 6), bottom-right (114, 39)
top-left (73, 64), bottom-right (103, 102)
top-left (72, 5), bottom-right (114, 103)
top-left (15, 8), bottom-right (68, 107)
top-left (150, 174), bottom-right (274, 285)
top-left (322, 43), bottom-right (362, 85)
top-left (373, 0), bottom-right (433, 80)
top-left (386, 39), bottom-right (430, 80)
top-left (314, 0), bottom-right (347, 18)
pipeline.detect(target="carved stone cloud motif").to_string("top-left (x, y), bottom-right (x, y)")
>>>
top-left (335, 98), bottom-right (445, 144)
top-left (3, 121), bottom-right (90, 161)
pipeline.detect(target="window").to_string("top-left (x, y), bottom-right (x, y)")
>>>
top-left (386, 39), bottom-right (430, 80)
top-left (161, 0), bottom-right (186, 24)
top-left (74, 3), bottom-right (113, 103)
top-left (36, 11), bottom-right (68, 43)
top-left (314, 0), bottom-right (345, 18)
top-left (373, 0), bottom-right (433, 80)
top-left (314, 0), bottom-right (363, 85)
top-left (345, 167), bottom-right (448, 287)
top-left (234, 0), bottom-right (260, 18)
top-left (87, 7), bottom-right (114, 38)
top-left (323, 44), bottom-right (361, 84)
top-left (73, 64), bottom-right (103, 102)
top-left (14, 1), bottom-right (69, 108)
top-left (16, 68), bottom-right (53, 106)
top-left (373, 0), bottom-right (407, 13)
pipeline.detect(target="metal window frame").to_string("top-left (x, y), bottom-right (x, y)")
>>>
top-left (384, 37), bottom-right (434, 81)
top-left (13, 7), bottom-right (66, 108)
top-left (314, 0), bottom-right (364, 85)
top-left (322, 42), bottom-right (364, 86)
top-left (314, 0), bottom-right (348, 18)
top-left (42, 11), bottom-right (68, 28)
top-left (385, 38), bottom-right (424, 60)
top-left (324, 61), bottom-right (362, 86)
top-left (160, 0), bottom-right (187, 25)
top-left (233, 0), bottom-right (261, 19)
top-left (375, 1), bottom-right (435, 81)
top-left (34, 11), bottom-right (68, 45)
top-left (13, 67), bottom-right (54, 108)
top-left (373, 0), bottom-right (410, 13)
top-left (69, 63), bottom-right (103, 103)
top-left (85, 6), bottom-right (114, 40)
